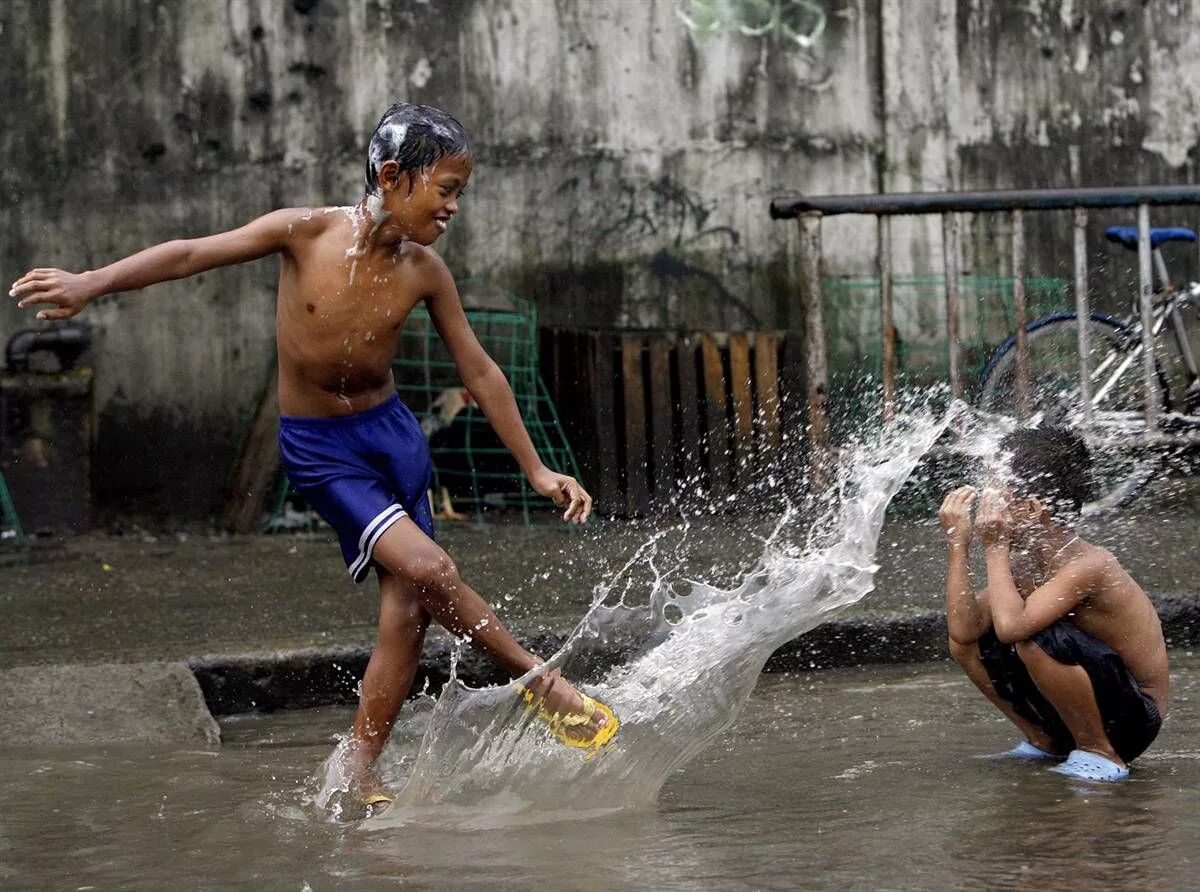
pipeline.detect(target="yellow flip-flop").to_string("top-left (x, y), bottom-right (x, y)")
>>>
top-left (359, 791), bottom-right (394, 812)
top-left (519, 685), bottom-right (620, 758)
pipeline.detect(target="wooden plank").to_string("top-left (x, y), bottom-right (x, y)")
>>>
top-left (699, 333), bottom-right (730, 500)
top-left (590, 332), bottom-right (620, 513)
top-left (754, 332), bottom-right (782, 461)
top-left (648, 337), bottom-right (674, 504)
top-left (676, 335), bottom-right (702, 484)
top-left (728, 332), bottom-right (753, 486)
top-left (222, 363), bottom-right (281, 533)
top-left (621, 335), bottom-right (651, 516)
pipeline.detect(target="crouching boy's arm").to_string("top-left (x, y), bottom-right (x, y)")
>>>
top-left (939, 486), bottom-right (989, 644)
top-left (426, 260), bottom-right (592, 523)
top-left (976, 490), bottom-right (1090, 643)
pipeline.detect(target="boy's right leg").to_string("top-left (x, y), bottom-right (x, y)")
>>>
top-left (948, 638), bottom-right (1067, 755)
top-left (1015, 639), bottom-right (1123, 766)
top-left (369, 516), bottom-right (610, 741)
top-left (346, 567), bottom-right (431, 794)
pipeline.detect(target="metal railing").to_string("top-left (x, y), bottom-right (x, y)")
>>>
top-left (770, 185), bottom-right (1200, 458)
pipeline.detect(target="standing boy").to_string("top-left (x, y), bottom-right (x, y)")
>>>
top-left (9, 102), bottom-right (618, 805)
top-left (938, 427), bottom-right (1167, 781)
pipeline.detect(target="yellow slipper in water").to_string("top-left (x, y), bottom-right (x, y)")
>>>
top-left (358, 791), bottom-right (394, 817)
top-left (519, 685), bottom-right (620, 759)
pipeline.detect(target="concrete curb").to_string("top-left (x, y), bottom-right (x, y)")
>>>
top-left (189, 594), bottom-right (1200, 717)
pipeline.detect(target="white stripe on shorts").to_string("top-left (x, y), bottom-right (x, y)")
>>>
top-left (349, 503), bottom-right (407, 580)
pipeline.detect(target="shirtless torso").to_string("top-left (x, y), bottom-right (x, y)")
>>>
top-left (273, 208), bottom-right (438, 418)
top-left (1009, 541), bottom-right (1169, 712)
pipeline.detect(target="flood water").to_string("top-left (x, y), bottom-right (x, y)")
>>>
top-left (3, 654), bottom-right (1197, 890)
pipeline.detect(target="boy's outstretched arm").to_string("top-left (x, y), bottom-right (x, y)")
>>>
top-left (8, 209), bottom-right (306, 320)
top-left (424, 258), bottom-right (592, 523)
top-left (976, 489), bottom-right (1092, 643)
top-left (939, 486), bottom-right (990, 644)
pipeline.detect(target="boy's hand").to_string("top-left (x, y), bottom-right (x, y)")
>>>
top-left (529, 467), bottom-right (592, 524)
top-left (975, 488), bottom-right (1012, 548)
top-left (9, 269), bottom-right (97, 320)
top-left (938, 486), bottom-right (977, 546)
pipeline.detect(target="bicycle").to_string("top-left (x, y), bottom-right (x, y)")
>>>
top-left (976, 224), bottom-right (1200, 513)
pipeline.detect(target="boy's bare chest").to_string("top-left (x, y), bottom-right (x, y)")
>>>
top-left (286, 252), bottom-right (424, 332)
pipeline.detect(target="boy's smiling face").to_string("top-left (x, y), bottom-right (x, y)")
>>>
top-left (377, 154), bottom-right (473, 246)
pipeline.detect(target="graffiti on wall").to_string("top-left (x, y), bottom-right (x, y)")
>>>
top-left (676, 0), bottom-right (827, 47)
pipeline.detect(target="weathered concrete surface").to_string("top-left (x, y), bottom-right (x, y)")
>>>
top-left (4, 2), bottom-right (1200, 517)
top-left (0, 661), bottom-right (220, 745)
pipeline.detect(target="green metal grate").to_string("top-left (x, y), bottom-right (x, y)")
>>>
top-left (267, 288), bottom-right (582, 529)
top-left (0, 470), bottom-right (25, 546)
top-left (822, 276), bottom-right (1071, 380)
top-left (393, 290), bottom-right (582, 523)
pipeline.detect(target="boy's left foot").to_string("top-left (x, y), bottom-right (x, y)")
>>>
top-left (994, 740), bottom-right (1067, 761)
top-left (1049, 749), bottom-right (1129, 782)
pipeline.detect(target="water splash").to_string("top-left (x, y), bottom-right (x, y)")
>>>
top-left (322, 399), bottom-right (959, 828)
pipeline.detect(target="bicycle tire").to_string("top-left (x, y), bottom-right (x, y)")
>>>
top-left (978, 312), bottom-right (1166, 421)
top-left (976, 312), bottom-right (1164, 515)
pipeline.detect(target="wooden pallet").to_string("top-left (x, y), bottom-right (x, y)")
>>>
top-left (542, 330), bottom-right (806, 516)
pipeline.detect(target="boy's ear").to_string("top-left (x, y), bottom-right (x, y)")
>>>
top-left (376, 160), bottom-right (406, 192)
top-left (1026, 496), bottom-right (1050, 520)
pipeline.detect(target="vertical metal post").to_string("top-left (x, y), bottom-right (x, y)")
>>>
top-left (799, 211), bottom-right (831, 483)
top-left (878, 215), bottom-right (896, 422)
top-left (1011, 209), bottom-right (1029, 420)
top-left (942, 213), bottom-right (963, 399)
top-left (1136, 204), bottom-right (1159, 429)
top-left (1073, 208), bottom-right (1093, 427)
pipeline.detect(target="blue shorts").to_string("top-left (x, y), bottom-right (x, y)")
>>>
top-left (278, 394), bottom-right (435, 583)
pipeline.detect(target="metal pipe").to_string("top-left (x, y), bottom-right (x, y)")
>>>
top-left (5, 325), bottom-right (92, 373)
top-left (1073, 208), bottom-right (1093, 426)
top-left (771, 184), bottom-right (1200, 220)
top-left (799, 211), bottom-right (831, 482)
top-left (942, 214), bottom-right (963, 399)
top-left (878, 215), bottom-right (896, 422)
top-left (1152, 248), bottom-right (1171, 291)
top-left (1011, 209), bottom-right (1029, 420)
top-left (1137, 204), bottom-right (1159, 429)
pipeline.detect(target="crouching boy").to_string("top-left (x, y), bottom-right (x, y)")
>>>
top-left (939, 428), bottom-right (1168, 781)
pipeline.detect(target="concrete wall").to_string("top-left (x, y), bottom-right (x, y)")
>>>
top-left (2, 0), bottom-right (1199, 519)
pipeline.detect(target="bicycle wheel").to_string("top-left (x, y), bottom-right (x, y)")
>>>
top-left (978, 312), bottom-right (1164, 425)
top-left (977, 312), bottom-right (1164, 514)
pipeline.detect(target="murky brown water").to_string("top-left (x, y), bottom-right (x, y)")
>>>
top-left (3, 655), bottom-right (1197, 890)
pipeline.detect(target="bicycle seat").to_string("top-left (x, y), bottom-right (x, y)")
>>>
top-left (1105, 225), bottom-right (1197, 250)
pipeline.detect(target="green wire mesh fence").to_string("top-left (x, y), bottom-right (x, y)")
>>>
top-left (822, 275), bottom-right (1071, 379)
top-left (817, 275), bottom-right (1070, 430)
top-left (0, 470), bottom-right (25, 547)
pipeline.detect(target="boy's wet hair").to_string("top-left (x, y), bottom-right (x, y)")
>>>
top-left (364, 102), bottom-right (473, 194)
top-left (998, 427), bottom-right (1093, 518)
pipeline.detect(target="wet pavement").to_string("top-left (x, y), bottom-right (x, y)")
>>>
top-left (2, 475), bottom-right (1197, 676)
top-left (2, 657), bottom-right (1198, 890)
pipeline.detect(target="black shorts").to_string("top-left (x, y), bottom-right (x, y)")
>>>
top-left (977, 622), bottom-right (1162, 762)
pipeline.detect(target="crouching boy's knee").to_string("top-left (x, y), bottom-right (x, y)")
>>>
top-left (947, 637), bottom-right (979, 666)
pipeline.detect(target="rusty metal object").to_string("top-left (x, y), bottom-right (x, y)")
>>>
top-left (878, 215), bottom-right (896, 422)
top-left (799, 212), bottom-right (831, 484)
top-left (1137, 205), bottom-right (1160, 429)
top-left (1011, 209), bottom-right (1029, 420)
top-left (941, 214), bottom-right (962, 400)
top-left (1073, 208), bottom-right (1093, 427)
